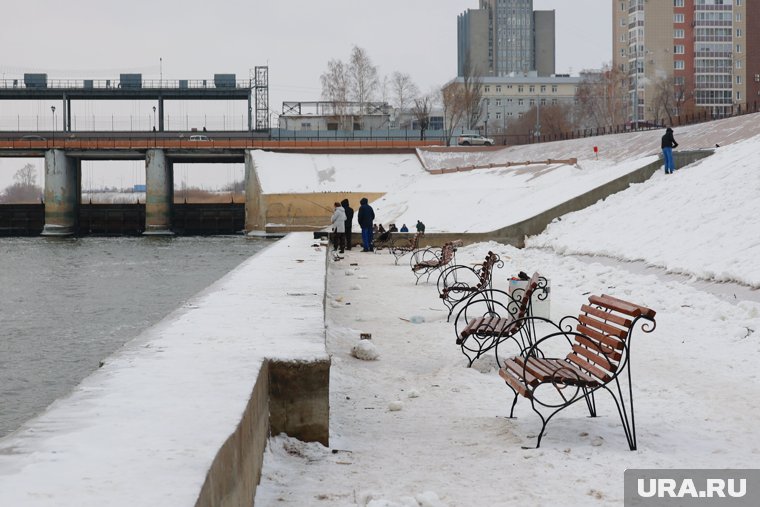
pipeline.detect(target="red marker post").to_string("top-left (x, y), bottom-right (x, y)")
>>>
top-left (593, 146), bottom-right (599, 160)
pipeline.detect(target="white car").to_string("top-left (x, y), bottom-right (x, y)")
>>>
top-left (457, 134), bottom-right (494, 146)
top-left (188, 134), bottom-right (210, 141)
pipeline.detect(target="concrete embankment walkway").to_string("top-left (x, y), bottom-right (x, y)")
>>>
top-left (0, 233), bottom-right (329, 507)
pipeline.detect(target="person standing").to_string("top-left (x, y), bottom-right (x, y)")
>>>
top-left (330, 202), bottom-right (346, 254)
top-left (400, 224), bottom-right (409, 232)
top-left (341, 198), bottom-right (354, 250)
top-left (416, 220), bottom-right (426, 234)
top-left (661, 127), bottom-right (679, 174)
top-left (357, 197), bottom-right (375, 252)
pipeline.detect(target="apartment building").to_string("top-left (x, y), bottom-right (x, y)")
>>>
top-left (613, 0), bottom-right (760, 122)
top-left (458, 0), bottom-right (556, 77)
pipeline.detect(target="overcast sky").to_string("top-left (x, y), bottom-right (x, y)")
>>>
top-left (1, 0), bottom-right (610, 111)
top-left (0, 0), bottom-right (611, 188)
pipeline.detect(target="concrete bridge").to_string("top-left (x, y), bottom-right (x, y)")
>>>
top-left (0, 138), bottom-right (438, 236)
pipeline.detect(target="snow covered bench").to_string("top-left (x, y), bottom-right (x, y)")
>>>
top-left (438, 251), bottom-right (503, 321)
top-left (498, 294), bottom-right (656, 450)
top-left (453, 272), bottom-right (547, 367)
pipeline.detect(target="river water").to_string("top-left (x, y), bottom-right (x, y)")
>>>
top-left (0, 236), bottom-right (273, 438)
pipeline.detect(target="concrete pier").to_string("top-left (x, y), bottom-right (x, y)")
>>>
top-left (244, 150), bottom-right (267, 235)
top-left (144, 149), bottom-right (174, 235)
top-left (41, 149), bottom-right (80, 236)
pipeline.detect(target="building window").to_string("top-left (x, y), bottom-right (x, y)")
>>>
top-left (551, 99), bottom-right (558, 105)
top-left (495, 99), bottom-right (501, 106)
top-left (674, 29), bottom-right (685, 38)
top-left (736, 60), bottom-right (743, 69)
top-left (736, 13), bottom-right (742, 22)
top-left (736, 28), bottom-right (742, 37)
top-left (675, 0), bottom-right (684, 6)
top-left (540, 85), bottom-right (546, 93)
top-left (675, 60), bottom-right (685, 70)
top-left (529, 85), bottom-right (535, 93)
top-left (485, 86), bottom-right (490, 93)
top-left (736, 44), bottom-right (742, 53)
top-left (518, 99), bottom-right (524, 105)
top-left (736, 75), bottom-right (742, 84)
top-left (736, 91), bottom-right (742, 100)
top-left (529, 98), bottom-right (535, 106)
top-left (552, 85), bottom-right (558, 92)
top-left (495, 112), bottom-right (501, 120)
top-left (496, 86), bottom-right (501, 93)
top-left (674, 13), bottom-right (684, 23)
top-left (675, 45), bottom-right (685, 54)
top-left (518, 86), bottom-right (524, 93)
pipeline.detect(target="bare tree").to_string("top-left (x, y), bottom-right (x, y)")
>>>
top-left (575, 64), bottom-right (628, 130)
top-left (391, 72), bottom-right (420, 114)
top-left (348, 45), bottom-right (379, 122)
top-left (506, 104), bottom-right (574, 143)
top-left (14, 163), bottom-right (37, 186)
top-left (0, 163), bottom-right (42, 204)
top-left (441, 82), bottom-right (466, 146)
top-left (320, 59), bottom-right (351, 129)
top-left (461, 62), bottom-right (484, 129)
top-left (411, 92), bottom-right (433, 140)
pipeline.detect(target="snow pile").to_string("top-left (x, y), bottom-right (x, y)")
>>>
top-left (351, 339), bottom-right (380, 361)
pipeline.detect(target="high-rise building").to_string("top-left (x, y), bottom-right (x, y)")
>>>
top-left (458, 0), bottom-right (556, 77)
top-left (612, 0), bottom-right (760, 123)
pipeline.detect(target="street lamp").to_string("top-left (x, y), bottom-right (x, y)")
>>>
top-left (51, 106), bottom-right (56, 145)
top-left (152, 106), bottom-right (157, 131)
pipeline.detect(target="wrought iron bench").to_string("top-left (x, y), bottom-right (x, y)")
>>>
top-left (390, 232), bottom-right (422, 265)
top-left (437, 251), bottom-right (503, 321)
top-left (453, 272), bottom-right (548, 367)
top-left (373, 230), bottom-right (393, 251)
top-left (409, 240), bottom-right (461, 285)
top-left (498, 294), bottom-right (656, 450)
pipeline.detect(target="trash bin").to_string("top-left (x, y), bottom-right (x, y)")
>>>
top-left (509, 277), bottom-right (551, 320)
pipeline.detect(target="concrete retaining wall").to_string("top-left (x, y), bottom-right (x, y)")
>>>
top-left (0, 233), bottom-right (330, 507)
top-left (395, 150), bottom-right (714, 248)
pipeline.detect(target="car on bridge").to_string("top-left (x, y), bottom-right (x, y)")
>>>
top-left (21, 134), bottom-right (46, 141)
top-left (188, 134), bottom-right (210, 141)
top-left (456, 134), bottom-right (494, 146)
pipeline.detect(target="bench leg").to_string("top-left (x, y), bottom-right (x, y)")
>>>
top-left (604, 376), bottom-right (638, 451)
top-left (508, 393), bottom-right (519, 418)
top-left (582, 388), bottom-right (597, 418)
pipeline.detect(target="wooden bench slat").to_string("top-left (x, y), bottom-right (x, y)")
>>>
top-left (499, 367), bottom-right (532, 398)
top-left (576, 335), bottom-right (622, 362)
top-left (576, 324), bottom-right (625, 350)
top-left (547, 359), bottom-right (599, 385)
top-left (504, 358), bottom-right (540, 386)
top-left (580, 304), bottom-right (632, 328)
top-left (578, 314), bottom-right (628, 339)
top-left (565, 353), bottom-right (612, 383)
top-left (571, 344), bottom-right (616, 372)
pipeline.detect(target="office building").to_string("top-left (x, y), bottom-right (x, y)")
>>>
top-left (458, 0), bottom-right (556, 77)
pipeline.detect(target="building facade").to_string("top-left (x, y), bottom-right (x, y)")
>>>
top-left (446, 73), bottom-right (580, 133)
top-left (458, 0), bottom-right (556, 77)
top-left (613, 0), bottom-right (760, 122)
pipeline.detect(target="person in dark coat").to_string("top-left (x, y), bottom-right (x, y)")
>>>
top-left (661, 127), bottom-right (679, 174)
top-left (416, 220), bottom-right (426, 234)
top-left (341, 198), bottom-right (354, 250)
top-left (357, 197), bottom-right (375, 252)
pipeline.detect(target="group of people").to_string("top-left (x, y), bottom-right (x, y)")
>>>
top-left (329, 197), bottom-right (376, 253)
top-left (329, 198), bottom-right (425, 254)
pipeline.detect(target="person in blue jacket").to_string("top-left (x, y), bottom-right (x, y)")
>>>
top-left (400, 224), bottom-right (409, 232)
top-left (357, 197), bottom-right (375, 251)
top-left (661, 127), bottom-right (679, 174)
